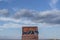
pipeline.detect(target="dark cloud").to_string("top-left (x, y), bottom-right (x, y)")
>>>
top-left (0, 9), bottom-right (9, 17)
top-left (13, 9), bottom-right (60, 24)
top-left (0, 9), bottom-right (60, 24)
top-left (14, 9), bottom-right (38, 19)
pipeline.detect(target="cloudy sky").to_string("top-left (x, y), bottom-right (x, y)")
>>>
top-left (0, 0), bottom-right (60, 39)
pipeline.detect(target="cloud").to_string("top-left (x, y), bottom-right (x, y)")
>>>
top-left (13, 9), bottom-right (60, 24)
top-left (49, 0), bottom-right (59, 9)
top-left (0, 17), bottom-right (38, 28)
top-left (0, 9), bottom-right (60, 39)
top-left (0, 17), bottom-right (20, 23)
top-left (0, 18), bottom-right (54, 29)
top-left (0, 21), bottom-right (39, 29)
top-left (14, 9), bottom-right (38, 19)
top-left (0, 17), bottom-right (36, 25)
top-left (0, 9), bottom-right (60, 24)
top-left (0, 29), bottom-right (4, 31)
top-left (35, 10), bottom-right (60, 24)
top-left (0, 23), bottom-right (21, 28)
top-left (0, 9), bottom-right (9, 17)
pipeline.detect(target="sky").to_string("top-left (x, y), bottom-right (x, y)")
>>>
top-left (0, 0), bottom-right (60, 39)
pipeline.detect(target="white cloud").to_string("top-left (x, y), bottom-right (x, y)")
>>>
top-left (52, 0), bottom-right (58, 4)
top-left (0, 17), bottom-right (36, 24)
top-left (12, 8), bottom-right (20, 11)
top-left (0, 9), bottom-right (9, 17)
top-left (0, 29), bottom-right (4, 31)
top-left (0, 20), bottom-right (54, 28)
top-left (0, 23), bottom-right (21, 28)
top-left (0, 9), bottom-right (8, 14)
top-left (49, 0), bottom-right (59, 9)
top-left (0, 17), bottom-right (59, 29)
top-left (0, 17), bottom-right (38, 28)
top-left (14, 9), bottom-right (37, 19)
top-left (13, 9), bottom-right (60, 24)
top-left (0, 9), bottom-right (60, 24)
top-left (0, 22), bottom-right (39, 29)
top-left (0, 17), bottom-right (20, 23)
top-left (0, 9), bottom-right (60, 39)
top-left (0, 9), bottom-right (60, 25)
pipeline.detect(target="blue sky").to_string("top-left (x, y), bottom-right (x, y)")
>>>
top-left (0, 0), bottom-right (60, 39)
